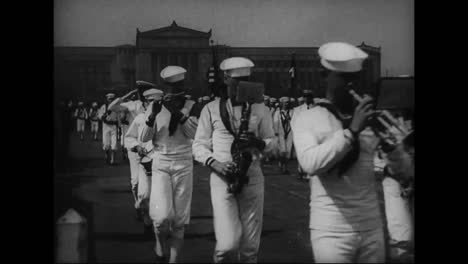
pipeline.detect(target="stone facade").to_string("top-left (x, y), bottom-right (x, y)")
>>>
top-left (54, 21), bottom-right (381, 102)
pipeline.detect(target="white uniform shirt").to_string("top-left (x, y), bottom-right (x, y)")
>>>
top-left (124, 112), bottom-right (153, 151)
top-left (119, 100), bottom-right (145, 125)
top-left (98, 104), bottom-right (118, 125)
top-left (274, 108), bottom-right (294, 153)
top-left (140, 102), bottom-right (197, 160)
top-left (193, 98), bottom-right (276, 184)
top-left (88, 108), bottom-right (99, 121)
top-left (74, 108), bottom-right (88, 119)
top-left (292, 105), bottom-right (382, 232)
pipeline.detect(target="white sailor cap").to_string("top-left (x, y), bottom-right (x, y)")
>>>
top-left (136, 80), bottom-right (157, 89)
top-left (269, 98), bottom-right (277, 103)
top-left (290, 98), bottom-right (296, 102)
top-left (263, 95), bottom-right (270, 100)
top-left (185, 95), bottom-right (192, 100)
top-left (220, 57), bottom-right (255, 77)
top-left (160, 66), bottom-right (187, 83)
top-left (279, 97), bottom-right (290, 103)
top-left (302, 89), bottom-right (314, 95)
top-left (143, 88), bottom-right (163, 99)
top-left (318, 42), bottom-right (368, 72)
top-left (106, 93), bottom-right (116, 99)
top-left (297, 97), bottom-right (305, 102)
top-left (202, 96), bottom-right (211, 101)
top-left (314, 97), bottom-right (332, 104)
top-left (92, 102), bottom-right (98, 107)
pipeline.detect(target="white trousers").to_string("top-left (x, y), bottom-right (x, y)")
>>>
top-left (76, 119), bottom-right (85, 132)
top-left (128, 151), bottom-right (140, 208)
top-left (120, 125), bottom-right (129, 147)
top-left (102, 124), bottom-right (117, 150)
top-left (149, 155), bottom-right (193, 234)
top-left (310, 228), bottom-right (385, 263)
top-left (90, 121), bottom-right (99, 133)
top-left (210, 166), bottom-right (264, 263)
top-left (382, 177), bottom-right (413, 260)
top-left (137, 160), bottom-right (152, 210)
top-left (278, 134), bottom-right (293, 159)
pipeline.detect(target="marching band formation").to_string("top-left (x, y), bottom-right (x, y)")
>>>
top-left (60, 42), bottom-right (414, 263)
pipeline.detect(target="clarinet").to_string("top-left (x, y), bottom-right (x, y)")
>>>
top-left (227, 102), bottom-right (253, 195)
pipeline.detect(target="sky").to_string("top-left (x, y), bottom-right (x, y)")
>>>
top-left (54, 0), bottom-right (414, 76)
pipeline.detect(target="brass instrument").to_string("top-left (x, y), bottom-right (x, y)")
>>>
top-left (227, 102), bottom-right (253, 195)
top-left (348, 88), bottom-right (411, 147)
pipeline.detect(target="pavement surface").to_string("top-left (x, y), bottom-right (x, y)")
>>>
top-left (54, 130), bottom-right (314, 263)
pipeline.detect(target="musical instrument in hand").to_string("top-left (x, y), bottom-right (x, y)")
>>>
top-left (348, 89), bottom-right (412, 147)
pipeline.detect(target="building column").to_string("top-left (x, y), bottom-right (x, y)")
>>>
top-left (136, 52), bottom-right (152, 82)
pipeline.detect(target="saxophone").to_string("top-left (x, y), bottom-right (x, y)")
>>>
top-left (227, 102), bottom-right (253, 195)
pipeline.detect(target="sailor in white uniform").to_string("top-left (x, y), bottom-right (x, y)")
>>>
top-left (98, 93), bottom-right (119, 165)
top-left (140, 66), bottom-right (198, 263)
top-left (292, 42), bottom-right (386, 263)
top-left (110, 81), bottom-right (157, 217)
top-left (125, 88), bottom-right (163, 233)
top-left (88, 102), bottom-right (100, 141)
top-left (193, 57), bottom-right (275, 263)
top-left (273, 97), bottom-right (294, 174)
top-left (74, 101), bottom-right (88, 141)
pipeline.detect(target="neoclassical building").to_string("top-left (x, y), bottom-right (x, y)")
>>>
top-left (54, 21), bottom-right (381, 102)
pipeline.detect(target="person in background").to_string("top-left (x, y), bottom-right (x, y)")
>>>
top-left (202, 95), bottom-right (211, 105)
top-left (119, 108), bottom-right (131, 161)
top-left (125, 88), bottom-right (164, 235)
top-left (74, 101), bottom-right (88, 141)
top-left (98, 93), bottom-right (119, 165)
top-left (290, 97), bottom-right (297, 108)
top-left (292, 90), bottom-right (317, 181)
top-left (269, 97), bottom-right (277, 119)
top-left (263, 95), bottom-right (271, 107)
top-left (110, 81), bottom-right (156, 218)
top-left (274, 97), bottom-right (294, 174)
top-left (297, 96), bottom-right (305, 107)
top-left (89, 102), bottom-right (100, 141)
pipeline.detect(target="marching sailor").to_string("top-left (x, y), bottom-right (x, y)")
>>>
top-left (274, 97), bottom-right (294, 174)
top-left (263, 95), bottom-right (270, 107)
top-left (291, 89), bottom-right (316, 180)
top-left (118, 108), bottom-right (131, 161)
top-left (98, 93), bottom-right (119, 165)
top-left (89, 102), bottom-right (100, 141)
top-left (140, 66), bottom-right (198, 263)
top-left (110, 81), bottom-right (156, 218)
top-left (193, 57), bottom-right (275, 263)
top-left (74, 101), bottom-right (88, 141)
top-left (125, 88), bottom-right (164, 234)
top-left (291, 42), bottom-right (385, 263)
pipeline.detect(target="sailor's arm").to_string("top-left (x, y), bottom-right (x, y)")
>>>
top-left (292, 115), bottom-right (355, 176)
top-left (258, 106), bottom-right (276, 153)
top-left (192, 105), bottom-right (215, 167)
top-left (124, 116), bottom-right (141, 151)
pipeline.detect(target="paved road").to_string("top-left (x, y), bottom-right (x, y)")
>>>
top-left (55, 130), bottom-right (314, 263)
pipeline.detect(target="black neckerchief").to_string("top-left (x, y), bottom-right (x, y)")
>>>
top-left (219, 97), bottom-right (236, 137)
top-left (280, 109), bottom-right (291, 138)
top-left (316, 102), bottom-right (360, 175)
